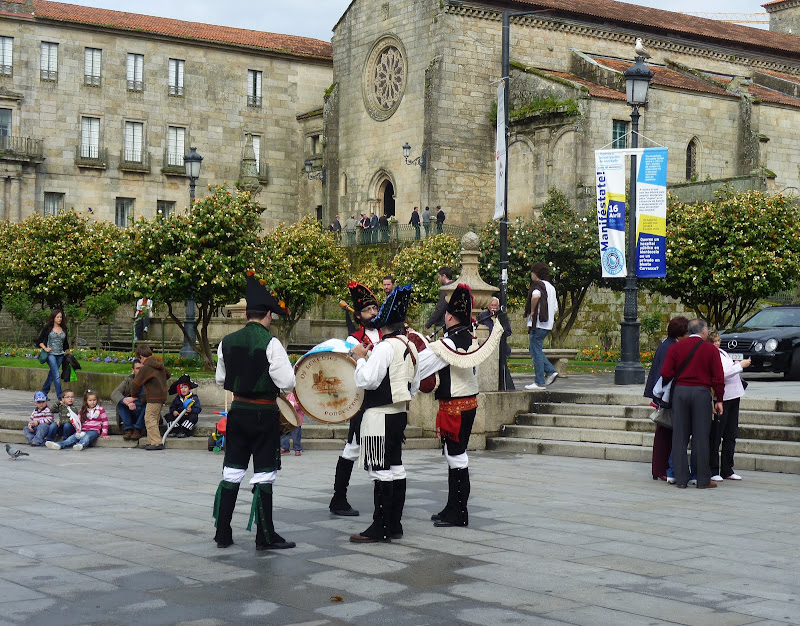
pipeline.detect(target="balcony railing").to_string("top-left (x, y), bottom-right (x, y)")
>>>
top-left (40, 69), bottom-right (57, 82)
top-left (168, 84), bottom-right (183, 96)
top-left (161, 151), bottom-right (186, 175)
top-left (75, 145), bottom-right (107, 168)
top-left (84, 74), bottom-right (100, 87)
top-left (0, 135), bottom-right (43, 160)
top-left (247, 94), bottom-right (262, 107)
top-left (338, 223), bottom-right (470, 246)
top-left (127, 79), bottom-right (143, 92)
top-left (119, 149), bottom-right (150, 172)
top-left (0, 64), bottom-right (11, 76)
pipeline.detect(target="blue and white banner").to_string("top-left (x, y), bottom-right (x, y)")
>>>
top-left (494, 82), bottom-right (506, 221)
top-left (595, 150), bottom-right (627, 278)
top-left (595, 147), bottom-right (668, 278)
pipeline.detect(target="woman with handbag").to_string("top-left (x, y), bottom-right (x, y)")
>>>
top-left (644, 316), bottom-right (688, 481)
top-left (36, 309), bottom-right (70, 401)
top-left (707, 331), bottom-right (750, 482)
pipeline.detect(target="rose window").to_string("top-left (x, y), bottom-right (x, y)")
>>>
top-left (373, 47), bottom-right (404, 110)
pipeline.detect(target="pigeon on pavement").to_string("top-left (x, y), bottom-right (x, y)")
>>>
top-left (6, 444), bottom-right (30, 460)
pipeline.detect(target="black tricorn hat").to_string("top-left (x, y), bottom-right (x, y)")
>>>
top-left (246, 275), bottom-right (285, 316)
top-left (348, 281), bottom-right (378, 313)
top-left (169, 374), bottom-right (198, 396)
top-left (372, 284), bottom-right (412, 328)
top-left (447, 283), bottom-right (473, 324)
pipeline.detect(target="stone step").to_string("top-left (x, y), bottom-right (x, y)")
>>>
top-left (516, 414), bottom-right (800, 440)
top-left (502, 424), bottom-right (655, 447)
top-left (485, 436), bottom-right (800, 474)
top-left (539, 394), bottom-right (800, 415)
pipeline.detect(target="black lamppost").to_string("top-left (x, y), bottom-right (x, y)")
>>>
top-left (402, 142), bottom-right (426, 172)
top-left (614, 57), bottom-right (653, 385)
top-left (181, 147), bottom-right (203, 359)
top-left (304, 159), bottom-right (326, 183)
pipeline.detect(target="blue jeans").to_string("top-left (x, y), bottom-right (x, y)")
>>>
top-left (118, 400), bottom-right (145, 431)
top-left (55, 430), bottom-right (99, 449)
top-left (528, 328), bottom-right (556, 385)
top-left (24, 422), bottom-right (57, 445)
top-left (61, 422), bottom-right (76, 439)
top-left (42, 353), bottom-right (65, 400)
top-left (281, 427), bottom-right (302, 452)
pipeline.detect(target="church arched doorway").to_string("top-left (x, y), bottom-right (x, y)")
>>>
top-left (380, 180), bottom-right (395, 217)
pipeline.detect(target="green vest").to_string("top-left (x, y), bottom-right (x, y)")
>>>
top-left (221, 322), bottom-right (280, 402)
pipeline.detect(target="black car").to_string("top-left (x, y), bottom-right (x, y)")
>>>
top-left (719, 306), bottom-right (800, 380)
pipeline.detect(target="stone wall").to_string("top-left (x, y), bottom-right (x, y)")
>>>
top-left (0, 18), bottom-right (332, 230)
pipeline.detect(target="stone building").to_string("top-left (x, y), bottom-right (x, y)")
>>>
top-left (0, 0), bottom-right (332, 230)
top-left (324, 0), bottom-right (800, 226)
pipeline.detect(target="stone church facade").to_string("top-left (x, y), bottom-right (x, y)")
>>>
top-left (324, 0), bottom-right (800, 226)
top-left (0, 0), bottom-right (332, 230)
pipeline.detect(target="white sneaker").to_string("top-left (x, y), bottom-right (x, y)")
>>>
top-left (73, 444), bottom-right (83, 451)
top-left (711, 475), bottom-right (723, 482)
top-left (725, 473), bottom-right (742, 480)
top-left (45, 441), bottom-right (60, 450)
top-left (524, 382), bottom-right (546, 390)
top-left (545, 372), bottom-right (559, 386)
top-left (689, 479), bottom-right (697, 485)
top-left (666, 477), bottom-right (675, 484)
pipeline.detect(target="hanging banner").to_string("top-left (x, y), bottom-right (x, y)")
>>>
top-left (635, 148), bottom-right (668, 278)
top-left (494, 82), bottom-right (506, 221)
top-left (594, 150), bottom-right (627, 277)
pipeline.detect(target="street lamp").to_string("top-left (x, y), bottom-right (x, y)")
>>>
top-left (402, 142), bottom-right (426, 172)
top-left (180, 147), bottom-right (203, 359)
top-left (614, 56), bottom-right (653, 385)
top-left (304, 159), bottom-right (326, 183)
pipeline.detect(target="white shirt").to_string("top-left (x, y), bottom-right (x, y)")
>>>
top-left (347, 328), bottom-right (380, 346)
top-left (136, 298), bottom-right (153, 313)
top-left (526, 280), bottom-right (557, 330)
top-left (417, 335), bottom-right (456, 380)
top-left (215, 336), bottom-right (296, 393)
top-left (354, 339), bottom-right (420, 397)
top-left (718, 347), bottom-right (745, 401)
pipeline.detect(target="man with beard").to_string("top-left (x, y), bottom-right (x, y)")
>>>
top-left (329, 282), bottom-right (382, 516)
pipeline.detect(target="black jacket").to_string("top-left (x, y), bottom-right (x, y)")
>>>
top-left (35, 324), bottom-right (70, 352)
top-left (60, 353), bottom-right (81, 381)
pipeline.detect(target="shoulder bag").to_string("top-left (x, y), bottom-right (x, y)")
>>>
top-left (649, 340), bottom-right (704, 428)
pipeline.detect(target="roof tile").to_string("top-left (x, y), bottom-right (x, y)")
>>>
top-left (30, 0), bottom-right (332, 60)
top-left (546, 70), bottom-right (626, 100)
top-left (591, 57), bottom-right (734, 97)
top-left (749, 83), bottom-right (800, 107)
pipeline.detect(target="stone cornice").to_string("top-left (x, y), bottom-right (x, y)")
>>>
top-left (445, 3), bottom-right (800, 77)
top-left (764, 0), bottom-right (800, 14)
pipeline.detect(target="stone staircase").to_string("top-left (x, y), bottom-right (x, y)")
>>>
top-left (487, 392), bottom-right (800, 475)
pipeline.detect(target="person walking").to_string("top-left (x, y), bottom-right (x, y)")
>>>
top-left (409, 207), bottom-right (421, 240)
top-left (660, 318), bottom-right (724, 490)
top-left (36, 309), bottom-right (69, 401)
top-left (129, 344), bottom-right (171, 451)
top-left (524, 262), bottom-right (559, 390)
top-left (435, 205), bottom-right (445, 235)
top-left (213, 274), bottom-right (296, 550)
top-left (422, 206), bottom-right (431, 237)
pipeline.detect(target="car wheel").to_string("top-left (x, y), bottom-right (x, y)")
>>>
top-left (786, 348), bottom-right (800, 381)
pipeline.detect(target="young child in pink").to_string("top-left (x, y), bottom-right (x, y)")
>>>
top-left (46, 389), bottom-right (108, 450)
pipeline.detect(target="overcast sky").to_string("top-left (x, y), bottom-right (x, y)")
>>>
top-left (72, 1), bottom-right (771, 41)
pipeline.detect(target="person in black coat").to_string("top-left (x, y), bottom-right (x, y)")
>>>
top-left (167, 374), bottom-right (202, 438)
top-left (479, 297), bottom-right (515, 390)
top-left (36, 309), bottom-right (70, 401)
top-left (424, 266), bottom-right (454, 331)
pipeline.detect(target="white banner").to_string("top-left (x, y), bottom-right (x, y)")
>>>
top-left (595, 150), bottom-right (627, 278)
top-left (494, 82), bottom-right (506, 221)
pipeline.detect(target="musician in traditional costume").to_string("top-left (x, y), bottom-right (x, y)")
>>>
top-left (418, 284), bottom-right (501, 527)
top-left (329, 282), bottom-right (382, 516)
top-left (212, 275), bottom-right (296, 550)
top-left (349, 284), bottom-right (420, 543)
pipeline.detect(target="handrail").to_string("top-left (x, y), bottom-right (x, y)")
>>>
top-left (338, 222), bottom-right (468, 246)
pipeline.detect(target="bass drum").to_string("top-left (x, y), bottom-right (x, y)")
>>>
top-left (406, 328), bottom-right (437, 394)
top-left (293, 340), bottom-right (364, 424)
top-left (277, 394), bottom-right (299, 435)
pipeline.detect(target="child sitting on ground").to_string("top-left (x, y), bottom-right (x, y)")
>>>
top-left (46, 389), bottom-right (108, 450)
top-left (167, 374), bottom-right (202, 438)
top-left (51, 390), bottom-right (80, 440)
top-left (25, 391), bottom-right (56, 446)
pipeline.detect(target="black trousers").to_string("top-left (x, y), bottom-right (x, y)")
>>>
top-left (441, 407), bottom-right (476, 457)
top-left (671, 385), bottom-right (713, 487)
top-left (224, 406), bottom-right (281, 474)
top-left (710, 397), bottom-right (740, 477)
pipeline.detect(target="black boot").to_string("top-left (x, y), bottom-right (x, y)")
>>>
top-left (212, 480), bottom-right (239, 547)
top-left (389, 478), bottom-right (406, 539)
top-left (248, 483), bottom-right (295, 550)
top-left (350, 480), bottom-right (392, 543)
top-left (434, 468), bottom-right (470, 527)
top-left (329, 457), bottom-right (359, 516)
top-left (431, 467), bottom-right (457, 521)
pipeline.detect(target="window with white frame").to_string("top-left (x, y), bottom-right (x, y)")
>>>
top-left (124, 121), bottom-right (143, 163)
top-left (126, 53), bottom-right (143, 91)
top-left (247, 70), bottom-right (262, 107)
top-left (44, 192), bottom-right (64, 217)
top-left (0, 108), bottom-right (10, 137)
top-left (167, 126), bottom-right (185, 167)
top-left (115, 197), bottom-right (134, 227)
top-left (84, 48), bottom-right (101, 86)
top-left (40, 42), bottom-right (58, 81)
top-left (251, 134), bottom-right (261, 170)
top-left (157, 200), bottom-right (175, 219)
top-left (0, 37), bottom-right (12, 76)
top-left (168, 58), bottom-right (184, 96)
top-left (80, 116), bottom-right (100, 159)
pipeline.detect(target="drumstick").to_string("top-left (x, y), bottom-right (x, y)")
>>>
top-left (339, 300), bottom-right (355, 313)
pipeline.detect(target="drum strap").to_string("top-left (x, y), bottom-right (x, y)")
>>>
top-left (386, 336), bottom-right (417, 367)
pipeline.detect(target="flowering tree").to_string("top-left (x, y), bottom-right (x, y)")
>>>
top-left (256, 215), bottom-right (350, 339)
top-left (118, 186), bottom-right (263, 371)
top-left (655, 190), bottom-right (800, 329)
top-left (480, 188), bottom-right (599, 345)
top-left (392, 234), bottom-right (461, 308)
